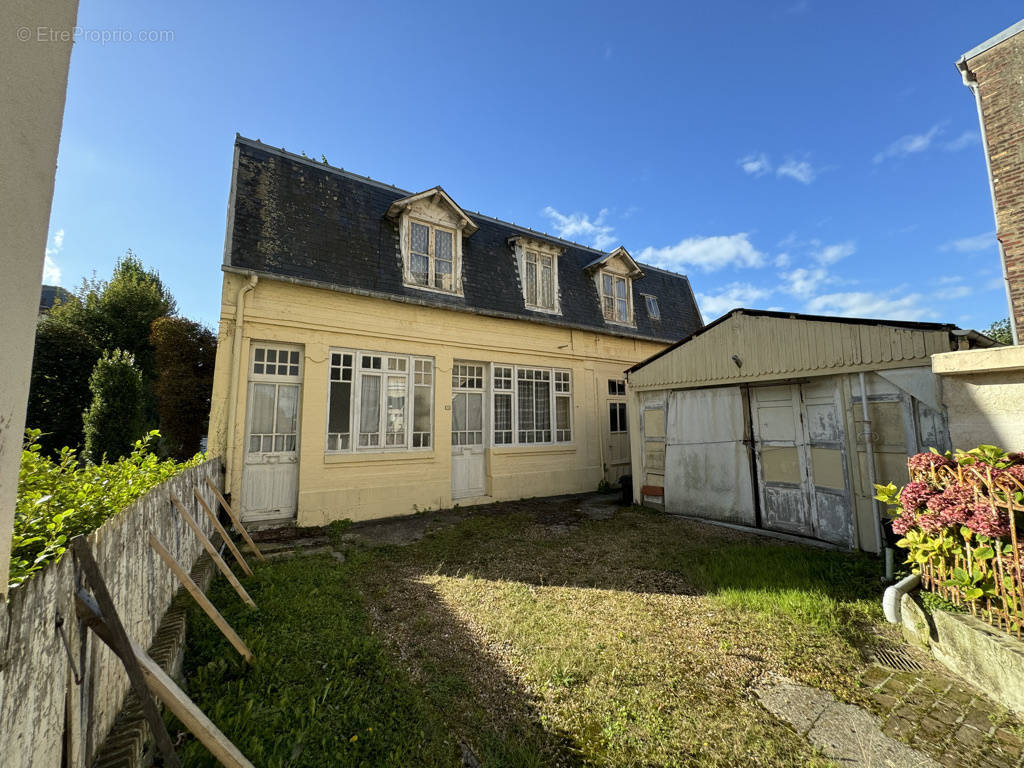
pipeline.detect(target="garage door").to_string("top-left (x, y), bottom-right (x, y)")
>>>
top-left (750, 380), bottom-right (853, 547)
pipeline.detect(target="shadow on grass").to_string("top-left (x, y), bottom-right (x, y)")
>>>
top-left (175, 550), bottom-right (585, 768)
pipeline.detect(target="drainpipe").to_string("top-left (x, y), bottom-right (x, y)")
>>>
top-left (958, 59), bottom-right (1019, 344)
top-left (858, 372), bottom-right (885, 562)
top-left (225, 274), bottom-right (258, 484)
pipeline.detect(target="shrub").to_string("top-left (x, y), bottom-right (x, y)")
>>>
top-left (10, 429), bottom-right (202, 588)
top-left (83, 349), bottom-right (145, 463)
top-left (150, 317), bottom-right (217, 460)
top-left (875, 445), bottom-right (1024, 636)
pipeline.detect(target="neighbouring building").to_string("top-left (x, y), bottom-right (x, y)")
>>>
top-left (625, 310), bottom-right (995, 553)
top-left (39, 284), bottom-right (70, 314)
top-left (207, 137), bottom-right (702, 527)
top-left (932, 19), bottom-right (1024, 452)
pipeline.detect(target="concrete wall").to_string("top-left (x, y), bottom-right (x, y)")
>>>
top-left (0, 0), bottom-right (80, 598)
top-left (208, 273), bottom-right (667, 525)
top-left (0, 459), bottom-right (221, 768)
top-left (933, 346), bottom-right (1024, 451)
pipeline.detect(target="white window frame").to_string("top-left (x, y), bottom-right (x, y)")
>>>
top-left (247, 343), bottom-right (303, 456)
top-left (510, 237), bottom-right (562, 315)
top-left (325, 348), bottom-right (434, 453)
top-left (491, 363), bottom-right (573, 446)
top-left (401, 214), bottom-right (463, 296)
top-left (643, 294), bottom-right (660, 320)
top-left (600, 270), bottom-right (633, 326)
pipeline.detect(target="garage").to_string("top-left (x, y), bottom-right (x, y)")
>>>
top-left (626, 309), bottom-right (995, 552)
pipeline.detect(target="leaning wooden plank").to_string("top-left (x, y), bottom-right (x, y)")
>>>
top-left (170, 492), bottom-right (257, 609)
top-left (71, 538), bottom-right (182, 768)
top-left (206, 478), bottom-right (265, 561)
top-left (194, 488), bottom-right (254, 576)
top-left (76, 593), bottom-right (256, 768)
top-left (149, 533), bottom-right (253, 662)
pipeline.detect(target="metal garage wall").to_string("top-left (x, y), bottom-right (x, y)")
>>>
top-left (664, 387), bottom-right (755, 524)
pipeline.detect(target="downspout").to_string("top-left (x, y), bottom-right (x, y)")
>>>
top-left (225, 274), bottom-right (258, 484)
top-left (858, 372), bottom-right (885, 562)
top-left (958, 58), bottom-right (1019, 344)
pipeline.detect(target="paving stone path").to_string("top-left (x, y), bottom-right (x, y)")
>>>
top-left (859, 663), bottom-right (1024, 768)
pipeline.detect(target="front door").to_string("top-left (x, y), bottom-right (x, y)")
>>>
top-left (750, 380), bottom-right (852, 546)
top-left (242, 343), bottom-right (302, 523)
top-left (604, 378), bottom-right (630, 484)
top-left (451, 362), bottom-right (486, 499)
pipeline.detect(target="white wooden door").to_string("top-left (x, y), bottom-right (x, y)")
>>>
top-left (242, 344), bottom-right (302, 523)
top-left (451, 362), bottom-right (486, 499)
top-left (604, 379), bottom-right (630, 483)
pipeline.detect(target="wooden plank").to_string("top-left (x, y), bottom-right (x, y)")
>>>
top-left (206, 478), bottom-right (265, 561)
top-left (194, 488), bottom-right (253, 576)
top-left (76, 593), bottom-right (256, 768)
top-left (71, 538), bottom-right (182, 768)
top-left (148, 534), bottom-right (252, 662)
top-left (170, 492), bottom-right (256, 609)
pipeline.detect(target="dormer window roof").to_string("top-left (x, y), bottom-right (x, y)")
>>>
top-left (582, 246), bottom-right (644, 278)
top-left (387, 187), bottom-right (477, 296)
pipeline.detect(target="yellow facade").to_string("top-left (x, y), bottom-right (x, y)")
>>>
top-left (208, 272), bottom-right (667, 526)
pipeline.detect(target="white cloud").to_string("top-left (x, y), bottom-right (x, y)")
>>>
top-left (944, 130), bottom-right (980, 152)
top-left (873, 123), bottom-right (944, 164)
top-left (805, 291), bottom-right (931, 320)
top-left (43, 228), bottom-right (63, 284)
top-left (940, 232), bottom-right (995, 253)
top-left (934, 284), bottom-right (972, 300)
top-left (739, 153), bottom-right (772, 177)
top-left (776, 159), bottom-right (817, 184)
top-left (542, 206), bottom-right (617, 250)
top-left (774, 253), bottom-right (791, 268)
top-left (781, 266), bottom-right (831, 298)
top-left (696, 283), bottom-right (773, 319)
top-left (813, 240), bottom-right (856, 265)
top-left (636, 233), bottom-right (766, 272)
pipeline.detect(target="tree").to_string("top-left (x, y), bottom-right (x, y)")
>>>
top-left (82, 350), bottom-right (145, 464)
top-left (28, 251), bottom-right (177, 455)
top-left (25, 318), bottom-right (100, 455)
top-left (150, 317), bottom-right (217, 459)
top-left (985, 318), bottom-right (1013, 345)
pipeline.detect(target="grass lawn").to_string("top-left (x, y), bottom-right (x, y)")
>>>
top-left (176, 498), bottom-right (891, 767)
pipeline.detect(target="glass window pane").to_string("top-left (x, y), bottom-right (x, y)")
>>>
top-left (262, 435), bottom-right (273, 452)
top-left (535, 381), bottom-right (550, 430)
top-left (617, 298), bottom-right (628, 322)
top-left (467, 393), bottom-right (483, 431)
top-left (253, 363), bottom-right (264, 375)
top-left (290, 350), bottom-right (300, 364)
top-left (386, 376), bottom-right (407, 438)
top-left (251, 383), bottom-right (276, 434)
top-left (276, 384), bottom-right (299, 434)
top-left (410, 253), bottom-right (429, 284)
top-left (266, 349), bottom-right (277, 363)
top-left (525, 259), bottom-right (537, 305)
top-left (254, 348), bottom-right (265, 362)
top-left (615, 277), bottom-right (626, 298)
top-left (609, 403), bottom-right (619, 431)
top-left (452, 392), bottom-right (467, 432)
top-left (556, 396), bottom-right (570, 430)
top-left (274, 435), bottom-right (284, 452)
top-left (494, 392), bottom-right (512, 431)
top-left (360, 374), bottom-right (381, 434)
top-left (329, 381), bottom-right (351, 434)
top-left (602, 273), bottom-right (612, 295)
top-left (411, 222), bottom-right (429, 254)
top-left (517, 380), bottom-right (534, 431)
top-left (414, 386), bottom-right (431, 433)
top-left (249, 435), bottom-right (260, 452)
top-left (435, 229), bottom-right (453, 260)
top-left (603, 295), bottom-right (615, 320)
top-left (540, 263), bottom-right (552, 308)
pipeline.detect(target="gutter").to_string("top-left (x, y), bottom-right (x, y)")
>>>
top-left (225, 275), bottom-right (258, 484)
top-left (957, 57), bottom-right (1019, 344)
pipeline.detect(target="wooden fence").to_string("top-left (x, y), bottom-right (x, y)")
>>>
top-left (0, 458), bottom-right (222, 768)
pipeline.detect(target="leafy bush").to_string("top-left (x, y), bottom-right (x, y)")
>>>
top-left (875, 445), bottom-right (1024, 635)
top-left (150, 317), bottom-right (217, 459)
top-left (10, 429), bottom-right (202, 588)
top-left (83, 349), bottom-right (146, 463)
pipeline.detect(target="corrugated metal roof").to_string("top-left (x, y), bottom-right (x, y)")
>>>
top-left (627, 309), bottom-right (960, 390)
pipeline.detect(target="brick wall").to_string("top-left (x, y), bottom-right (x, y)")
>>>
top-left (964, 29), bottom-right (1024, 339)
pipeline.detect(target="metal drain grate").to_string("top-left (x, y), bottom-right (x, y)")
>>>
top-left (870, 646), bottom-right (924, 672)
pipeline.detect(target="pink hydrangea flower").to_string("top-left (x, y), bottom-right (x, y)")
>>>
top-left (900, 481), bottom-right (936, 513)
top-left (908, 453), bottom-right (954, 473)
top-left (967, 501), bottom-right (1010, 538)
top-left (925, 483), bottom-right (974, 527)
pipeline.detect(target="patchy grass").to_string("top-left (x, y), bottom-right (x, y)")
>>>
top-left (179, 501), bottom-right (888, 767)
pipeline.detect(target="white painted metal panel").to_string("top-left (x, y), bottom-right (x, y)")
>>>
top-left (664, 387), bottom-right (755, 524)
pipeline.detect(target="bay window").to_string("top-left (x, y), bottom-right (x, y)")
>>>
top-left (327, 349), bottom-right (433, 452)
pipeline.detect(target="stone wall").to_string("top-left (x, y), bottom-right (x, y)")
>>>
top-left (0, 457), bottom-right (222, 768)
top-left (932, 346), bottom-right (1024, 451)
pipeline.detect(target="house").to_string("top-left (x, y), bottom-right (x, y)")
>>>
top-left (931, 19), bottom-right (1024, 452)
top-left (39, 284), bottom-right (70, 314)
top-left (625, 309), bottom-right (995, 552)
top-left (207, 136), bottom-right (702, 527)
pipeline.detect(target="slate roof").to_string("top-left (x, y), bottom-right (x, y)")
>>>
top-left (226, 136), bottom-right (703, 343)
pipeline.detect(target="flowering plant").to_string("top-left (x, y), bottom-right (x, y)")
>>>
top-left (874, 445), bottom-right (1023, 636)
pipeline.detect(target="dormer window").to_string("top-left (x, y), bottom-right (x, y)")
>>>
top-left (509, 236), bottom-right (562, 314)
top-left (386, 186), bottom-right (477, 297)
top-left (409, 220), bottom-right (455, 291)
top-left (601, 272), bottom-right (631, 324)
top-left (644, 294), bottom-right (661, 320)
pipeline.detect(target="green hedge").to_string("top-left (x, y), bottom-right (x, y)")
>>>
top-left (10, 429), bottom-right (202, 589)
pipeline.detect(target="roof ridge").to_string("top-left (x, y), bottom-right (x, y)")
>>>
top-left (234, 134), bottom-right (692, 283)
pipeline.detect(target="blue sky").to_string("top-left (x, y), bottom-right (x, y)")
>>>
top-left (43, 1), bottom-right (1020, 331)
